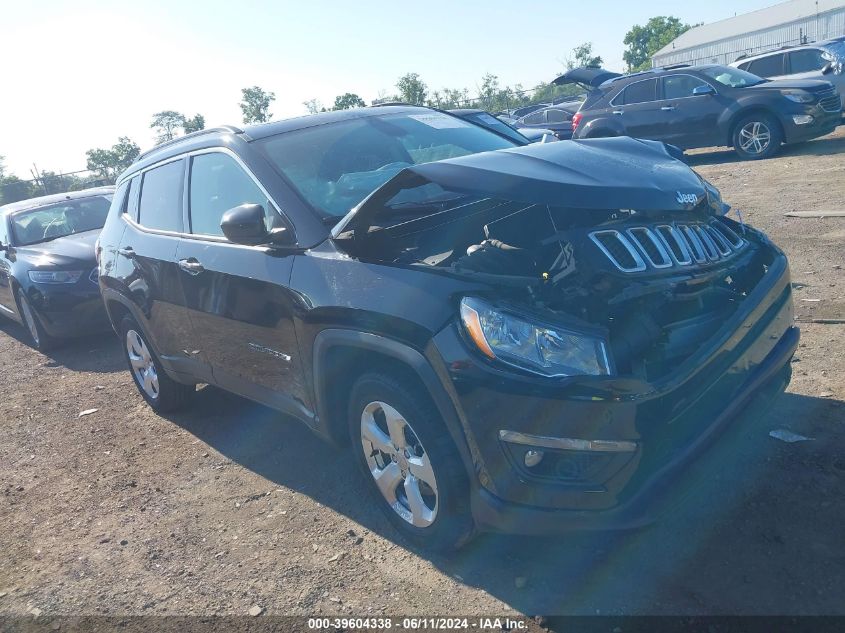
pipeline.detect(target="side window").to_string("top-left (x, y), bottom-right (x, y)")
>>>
top-left (545, 109), bottom-right (570, 123)
top-left (788, 49), bottom-right (826, 74)
top-left (622, 79), bottom-right (658, 105)
top-left (109, 181), bottom-right (130, 220)
top-left (189, 153), bottom-right (271, 237)
top-left (138, 160), bottom-right (184, 232)
top-left (747, 54), bottom-right (784, 78)
top-left (663, 75), bottom-right (705, 99)
top-left (0, 217), bottom-right (8, 246)
top-left (521, 111), bottom-right (545, 124)
top-left (126, 176), bottom-right (140, 222)
top-left (737, 61), bottom-right (751, 71)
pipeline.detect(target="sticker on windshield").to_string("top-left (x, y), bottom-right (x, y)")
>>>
top-left (409, 113), bottom-right (471, 129)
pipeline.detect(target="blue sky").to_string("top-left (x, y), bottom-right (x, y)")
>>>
top-left (0, 0), bottom-right (781, 177)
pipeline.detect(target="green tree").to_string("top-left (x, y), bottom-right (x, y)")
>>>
top-left (85, 137), bottom-right (141, 183)
top-left (567, 42), bottom-right (603, 69)
top-left (150, 110), bottom-right (186, 143)
top-left (303, 98), bottom-right (323, 114)
top-left (396, 73), bottom-right (427, 105)
top-left (332, 93), bottom-right (366, 110)
top-left (0, 175), bottom-right (34, 204)
top-left (183, 114), bottom-right (205, 133)
top-left (623, 16), bottom-right (694, 72)
top-left (240, 86), bottom-right (275, 124)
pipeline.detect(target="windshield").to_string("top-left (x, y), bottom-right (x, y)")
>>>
top-left (462, 112), bottom-right (529, 144)
top-left (257, 111), bottom-right (516, 217)
top-left (10, 195), bottom-right (112, 246)
top-left (701, 66), bottom-right (767, 87)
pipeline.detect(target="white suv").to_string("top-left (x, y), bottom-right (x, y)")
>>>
top-left (731, 37), bottom-right (845, 117)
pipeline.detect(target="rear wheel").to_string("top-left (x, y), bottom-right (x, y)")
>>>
top-left (16, 289), bottom-right (54, 351)
top-left (732, 113), bottom-right (782, 160)
top-left (349, 372), bottom-right (474, 550)
top-left (120, 316), bottom-right (193, 412)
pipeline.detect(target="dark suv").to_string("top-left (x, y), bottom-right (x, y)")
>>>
top-left (98, 107), bottom-right (798, 549)
top-left (557, 64), bottom-right (841, 159)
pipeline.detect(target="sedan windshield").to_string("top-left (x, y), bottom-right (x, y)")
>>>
top-left (10, 196), bottom-right (112, 246)
top-left (257, 111), bottom-right (516, 217)
top-left (701, 66), bottom-right (768, 88)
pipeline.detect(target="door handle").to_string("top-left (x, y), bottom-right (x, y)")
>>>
top-left (612, 110), bottom-right (624, 115)
top-left (178, 258), bottom-right (205, 275)
top-left (118, 247), bottom-right (135, 257)
top-left (661, 105), bottom-right (676, 111)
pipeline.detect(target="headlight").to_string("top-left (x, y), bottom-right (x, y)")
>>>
top-left (781, 89), bottom-right (814, 103)
top-left (28, 270), bottom-right (84, 284)
top-left (459, 297), bottom-right (611, 377)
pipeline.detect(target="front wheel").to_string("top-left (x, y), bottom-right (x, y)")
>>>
top-left (17, 289), bottom-right (54, 351)
top-left (733, 114), bottom-right (782, 160)
top-left (349, 372), bottom-right (474, 550)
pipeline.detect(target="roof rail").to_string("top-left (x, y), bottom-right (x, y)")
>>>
top-left (370, 101), bottom-right (421, 108)
top-left (135, 125), bottom-right (244, 162)
top-left (661, 63), bottom-right (692, 70)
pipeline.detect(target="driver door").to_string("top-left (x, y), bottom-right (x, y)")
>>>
top-left (0, 218), bottom-right (14, 317)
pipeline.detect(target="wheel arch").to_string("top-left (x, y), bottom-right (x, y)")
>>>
top-left (312, 329), bottom-right (477, 479)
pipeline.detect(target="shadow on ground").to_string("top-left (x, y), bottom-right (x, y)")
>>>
top-left (686, 127), bottom-right (845, 167)
top-left (162, 382), bottom-right (845, 616)
top-left (0, 319), bottom-right (122, 373)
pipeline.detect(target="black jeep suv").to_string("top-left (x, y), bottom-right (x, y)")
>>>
top-left (556, 64), bottom-right (841, 159)
top-left (98, 107), bottom-right (798, 549)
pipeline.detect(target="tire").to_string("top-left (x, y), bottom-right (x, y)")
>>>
top-left (732, 113), bottom-right (782, 160)
top-left (348, 372), bottom-right (475, 551)
top-left (119, 316), bottom-right (193, 413)
top-left (16, 289), bottom-right (55, 351)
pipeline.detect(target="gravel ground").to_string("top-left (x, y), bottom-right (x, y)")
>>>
top-left (1, 127), bottom-right (844, 624)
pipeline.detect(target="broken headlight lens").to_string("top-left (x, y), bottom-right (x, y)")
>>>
top-left (460, 297), bottom-right (611, 377)
top-left (28, 270), bottom-right (83, 284)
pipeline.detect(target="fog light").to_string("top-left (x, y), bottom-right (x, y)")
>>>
top-left (524, 450), bottom-right (544, 468)
top-left (792, 115), bottom-right (814, 125)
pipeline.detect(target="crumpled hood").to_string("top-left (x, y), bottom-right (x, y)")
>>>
top-left (333, 136), bottom-right (708, 236)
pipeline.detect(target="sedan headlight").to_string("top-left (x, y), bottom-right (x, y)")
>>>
top-left (459, 297), bottom-right (611, 377)
top-left (28, 270), bottom-right (84, 284)
top-left (781, 89), bottom-right (814, 103)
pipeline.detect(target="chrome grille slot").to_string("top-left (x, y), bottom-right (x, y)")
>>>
top-left (710, 221), bottom-right (744, 248)
top-left (694, 226), bottom-right (721, 260)
top-left (704, 226), bottom-right (732, 256)
top-left (627, 227), bottom-right (672, 268)
top-left (820, 93), bottom-right (841, 113)
top-left (655, 225), bottom-right (692, 265)
top-left (589, 230), bottom-right (646, 272)
top-left (681, 225), bottom-right (708, 263)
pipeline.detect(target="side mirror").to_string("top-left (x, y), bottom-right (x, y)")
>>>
top-left (821, 61), bottom-right (834, 75)
top-left (220, 203), bottom-right (296, 247)
top-left (692, 84), bottom-right (716, 96)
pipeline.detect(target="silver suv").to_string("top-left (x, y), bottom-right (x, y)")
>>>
top-left (731, 37), bottom-right (845, 116)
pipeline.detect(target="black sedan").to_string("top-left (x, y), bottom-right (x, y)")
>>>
top-left (0, 186), bottom-right (114, 350)
top-left (515, 102), bottom-right (582, 140)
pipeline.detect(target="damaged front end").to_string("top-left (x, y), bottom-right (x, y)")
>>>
top-left (332, 137), bottom-right (783, 385)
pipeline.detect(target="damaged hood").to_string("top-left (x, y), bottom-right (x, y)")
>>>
top-left (332, 136), bottom-right (708, 236)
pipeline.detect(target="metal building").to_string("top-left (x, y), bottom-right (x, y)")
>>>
top-left (652, 0), bottom-right (845, 67)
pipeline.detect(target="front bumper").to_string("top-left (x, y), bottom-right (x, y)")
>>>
top-left (780, 101), bottom-right (841, 143)
top-left (430, 249), bottom-right (797, 534)
top-left (25, 281), bottom-right (110, 338)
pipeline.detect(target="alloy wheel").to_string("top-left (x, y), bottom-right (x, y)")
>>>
top-left (126, 329), bottom-right (159, 400)
top-left (738, 121), bottom-right (771, 155)
top-left (360, 400), bottom-right (439, 528)
top-left (18, 294), bottom-right (40, 346)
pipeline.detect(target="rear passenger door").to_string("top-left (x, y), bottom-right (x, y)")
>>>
top-left (613, 78), bottom-right (666, 140)
top-left (175, 150), bottom-right (309, 419)
top-left (744, 53), bottom-right (786, 79)
top-left (0, 217), bottom-right (14, 317)
top-left (115, 159), bottom-right (200, 378)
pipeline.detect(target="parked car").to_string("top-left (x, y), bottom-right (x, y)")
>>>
top-left (731, 37), bottom-right (845, 116)
top-left (516, 104), bottom-right (580, 140)
top-left (557, 64), bottom-right (841, 159)
top-left (98, 107), bottom-right (798, 549)
top-left (447, 108), bottom-right (555, 143)
top-left (0, 186), bottom-right (114, 350)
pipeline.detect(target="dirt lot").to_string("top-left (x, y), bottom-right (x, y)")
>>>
top-left (1, 128), bottom-right (844, 623)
